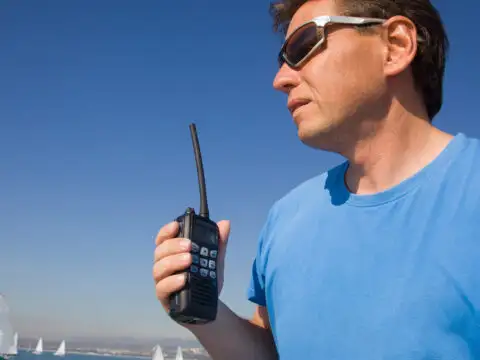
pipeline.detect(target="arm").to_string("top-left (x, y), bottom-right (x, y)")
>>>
top-left (186, 301), bottom-right (278, 360)
top-left (186, 206), bottom-right (279, 359)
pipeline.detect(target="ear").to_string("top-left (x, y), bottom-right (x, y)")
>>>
top-left (382, 15), bottom-right (419, 77)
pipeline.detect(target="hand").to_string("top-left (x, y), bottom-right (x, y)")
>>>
top-left (153, 219), bottom-right (231, 313)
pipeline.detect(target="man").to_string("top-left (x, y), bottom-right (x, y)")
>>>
top-left (153, 0), bottom-right (480, 358)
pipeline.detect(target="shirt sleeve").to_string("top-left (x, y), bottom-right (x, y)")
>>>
top-left (247, 258), bottom-right (266, 306)
top-left (246, 204), bottom-right (278, 307)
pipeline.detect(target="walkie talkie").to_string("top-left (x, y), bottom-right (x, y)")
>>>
top-left (169, 123), bottom-right (220, 325)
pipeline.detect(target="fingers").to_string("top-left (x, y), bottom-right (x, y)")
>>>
top-left (155, 272), bottom-right (187, 306)
top-left (153, 219), bottom-right (231, 309)
top-left (153, 253), bottom-right (192, 283)
top-left (217, 220), bottom-right (231, 245)
top-left (154, 238), bottom-right (191, 262)
top-left (153, 251), bottom-right (191, 309)
top-left (153, 221), bottom-right (192, 308)
top-left (216, 220), bottom-right (230, 273)
top-left (155, 221), bottom-right (179, 246)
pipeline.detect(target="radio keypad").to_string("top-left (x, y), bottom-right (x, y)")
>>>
top-left (191, 243), bottom-right (200, 253)
top-left (200, 268), bottom-right (209, 277)
top-left (200, 246), bottom-right (209, 256)
top-left (192, 254), bottom-right (199, 264)
top-left (191, 242), bottom-right (217, 282)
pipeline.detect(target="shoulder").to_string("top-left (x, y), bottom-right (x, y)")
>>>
top-left (443, 133), bottom-right (480, 191)
top-left (454, 132), bottom-right (480, 161)
top-left (450, 132), bottom-right (480, 163)
top-left (435, 135), bottom-right (480, 307)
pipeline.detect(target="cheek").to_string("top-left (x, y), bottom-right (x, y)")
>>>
top-left (304, 43), bottom-right (385, 107)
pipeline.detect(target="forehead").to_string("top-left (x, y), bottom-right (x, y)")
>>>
top-left (286, 0), bottom-right (338, 37)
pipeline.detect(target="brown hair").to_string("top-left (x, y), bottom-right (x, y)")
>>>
top-left (269, 0), bottom-right (449, 121)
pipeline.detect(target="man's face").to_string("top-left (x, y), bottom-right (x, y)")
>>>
top-left (273, 0), bottom-right (388, 150)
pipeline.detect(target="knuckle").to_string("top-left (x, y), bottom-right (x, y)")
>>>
top-left (156, 239), bottom-right (175, 257)
top-left (155, 224), bottom-right (176, 244)
top-left (153, 260), bottom-right (167, 280)
top-left (153, 246), bottom-right (161, 261)
top-left (165, 238), bottom-right (178, 251)
top-left (155, 283), bottom-right (167, 300)
top-left (154, 244), bottom-right (165, 261)
top-left (155, 277), bottom-right (178, 299)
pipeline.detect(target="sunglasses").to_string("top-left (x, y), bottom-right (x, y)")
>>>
top-left (278, 16), bottom-right (386, 69)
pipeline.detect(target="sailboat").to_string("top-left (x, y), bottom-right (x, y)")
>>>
top-left (54, 340), bottom-right (66, 356)
top-left (151, 344), bottom-right (164, 360)
top-left (7, 333), bottom-right (17, 357)
top-left (175, 346), bottom-right (184, 360)
top-left (32, 338), bottom-right (43, 355)
top-left (0, 294), bottom-right (16, 360)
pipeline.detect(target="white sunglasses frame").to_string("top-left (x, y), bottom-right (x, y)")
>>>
top-left (278, 15), bottom-right (386, 68)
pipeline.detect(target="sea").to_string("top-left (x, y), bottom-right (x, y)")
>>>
top-left (13, 352), bottom-right (144, 360)
top-left (13, 350), bottom-right (210, 360)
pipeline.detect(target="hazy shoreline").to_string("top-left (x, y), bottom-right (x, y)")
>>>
top-left (19, 349), bottom-right (150, 359)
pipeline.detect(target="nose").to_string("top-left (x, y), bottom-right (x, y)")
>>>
top-left (273, 63), bottom-right (301, 94)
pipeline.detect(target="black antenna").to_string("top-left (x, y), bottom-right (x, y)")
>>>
top-left (189, 123), bottom-right (209, 218)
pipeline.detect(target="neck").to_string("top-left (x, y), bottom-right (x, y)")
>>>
top-left (340, 105), bottom-right (453, 195)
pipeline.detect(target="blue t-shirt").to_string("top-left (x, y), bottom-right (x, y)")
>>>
top-left (247, 133), bottom-right (480, 359)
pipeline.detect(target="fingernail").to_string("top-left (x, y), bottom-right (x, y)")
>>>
top-left (181, 253), bottom-right (191, 262)
top-left (180, 238), bottom-right (191, 249)
top-left (177, 273), bottom-right (186, 283)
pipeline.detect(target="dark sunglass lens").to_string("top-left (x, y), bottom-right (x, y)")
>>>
top-left (284, 23), bottom-right (321, 65)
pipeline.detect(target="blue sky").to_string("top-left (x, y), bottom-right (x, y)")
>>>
top-left (1, 0), bottom-right (479, 341)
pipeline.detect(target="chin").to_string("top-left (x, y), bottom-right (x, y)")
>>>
top-left (298, 131), bottom-right (325, 149)
top-left (296, 119), bottom-right (337, 150)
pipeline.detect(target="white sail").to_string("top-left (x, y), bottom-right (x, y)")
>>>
top-left (54, 340), bottom-right (66, 356)
top-left (151, 344), bottom-right (165, 360)
top-left (175, 346), bottom-right (184, 360)
top-left (7, 332), bottom-right (18, 355)
top-left (33, 337), bottom-right (43, 354)
top-left (0, 294), bottom-right (15, 356)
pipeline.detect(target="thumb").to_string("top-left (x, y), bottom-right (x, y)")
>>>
top-left (217, 220), bottom-right (231, 246)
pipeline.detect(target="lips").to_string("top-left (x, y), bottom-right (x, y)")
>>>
top-left (287, 98), bottom-right (311, 114)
